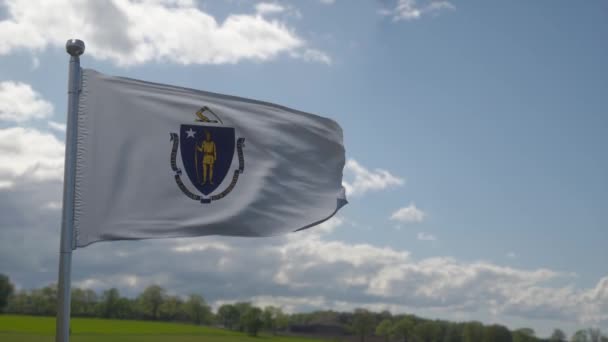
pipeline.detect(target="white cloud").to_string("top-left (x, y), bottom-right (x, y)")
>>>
top-left (507, 251), bottom-right (517, 259)
top-left (74, 274), bottom-right (142, 290)
top-left (0, 0), bottom-right (328, 66)
top-left (319, 0), bottom-right (336, 4)
top-left (382, 0), bottom-right (455, 21)
top-left (0, 127), bottom-right (64, 189)
top-left (180, 234), bottom-right (605, 329)
top-left (242, 295), bottom-right (326, 313)
top-left (342, 159), bottom-right (404, 196)
top-left (0, 81), bottom-right (53, 122)
top-left (47, 121), bottom-right (66, 133)
top-left (417, 232), bottom-right (436, 241)
top-left (296, 48), bottom-right (332, 65)
top-left (305, 216), bottom-right (343, 235)
top-left (391, 203), bottom-right (426, 223)
top-left (172, 241), bottom-right (232, 253)
top-left (255, 2), bottom-right (285, 15)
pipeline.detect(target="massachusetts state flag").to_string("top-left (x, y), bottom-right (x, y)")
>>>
top-left (72, 69), bottom-right (347, 248)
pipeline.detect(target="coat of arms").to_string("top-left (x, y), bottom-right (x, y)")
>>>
top-left (170, 107), bottom-right (245, 203)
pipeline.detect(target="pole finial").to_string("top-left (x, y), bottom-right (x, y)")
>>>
top-left (66, 39), bottom-right (85, 56)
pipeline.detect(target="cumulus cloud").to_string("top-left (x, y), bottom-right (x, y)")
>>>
top-left (0, 81), bottom-right (53, 122)
top-left (48, 121), bottom-right (66, 133)
top-left (0, 0), bottom-right (328, 66)
top-left (391, 203), bottom-right (426, 223)
top-left (255, 2), bottom-right (285, 15)
top-left (342, 159), bottom-right (404, 196)
top-left (0, 127), bottom-right (65, 189)
top-left (305, 216), bottom-right (344, 235)
top-left (0, 81), bottom-right (63, 189)
top-left (35, 224), bottom-right (608, 328)
top-left (380, 0), bottom-right (455, 21)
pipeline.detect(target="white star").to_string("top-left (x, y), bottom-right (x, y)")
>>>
top-left (185, 128), bottom-right (196, 138)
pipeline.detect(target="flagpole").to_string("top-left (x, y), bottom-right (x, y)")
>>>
top-left (56, 38), bottom-right (85, 342)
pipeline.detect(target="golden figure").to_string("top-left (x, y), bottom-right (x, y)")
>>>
top-left (196, 131), bottom-right (217, 184)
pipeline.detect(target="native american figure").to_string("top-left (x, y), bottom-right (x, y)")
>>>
top-left (195, 131), bottom-right (217, 184)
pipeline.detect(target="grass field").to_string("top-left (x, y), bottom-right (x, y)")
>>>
top-left (0, 315), bottom-right (326, 342)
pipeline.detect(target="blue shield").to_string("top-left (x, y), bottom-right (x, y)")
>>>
top-left (180, 124), bottom-right (235, 196)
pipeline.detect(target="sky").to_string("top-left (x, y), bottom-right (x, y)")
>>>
top-left (0, 0), bottom-right (607, 338)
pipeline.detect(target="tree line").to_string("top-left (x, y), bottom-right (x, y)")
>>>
top-left (0, 274), bottom-right (606, 341)
top-left (289, 308), bottom-right (606, 342)
top-left (0, 273), bottom-right (284, 336)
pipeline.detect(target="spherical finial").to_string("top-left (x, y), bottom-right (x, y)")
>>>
top-left (65, 39), bottom-right (85, 56)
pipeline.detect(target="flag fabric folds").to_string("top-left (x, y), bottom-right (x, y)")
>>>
top-left (72, 69), bottom-right (346, 248)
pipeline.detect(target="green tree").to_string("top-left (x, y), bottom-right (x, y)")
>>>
top-left (376, 319), bottom-right (393, 342)
top-left (572, 330), bottom-right (589, 342)
top-left (138, 285), bottom-right (165, 320)
top-left (513, 328), bottom-right (535, 342)
top-left (242, 307), bottom-right (263, 337)
top-left (0, 274), bottom-right (14, 312)
top-left (392, 317), bottom-right (415, 342)
top-left (71, 288), bottom-right (85, 316)
top-left (462, 322), bottom-right (484, 342)
top-left (159, 295), bottom-right (184, 321)
top-left (378, 310), bottom-right (393, 323)
top-left (114, 297), bottom-right (135, 319)
top-left (517, 328), bottom-right (535, 337)
top-left (482, 324), bottom-right (512, 342)
top-left (233, 302), bottom-right (253, 331)
top-left (217, 304), bottom-right (240, 329)
top-left (5, 290), bottom-right (29, 314)
top-left (262, 306), bottom-right (275, 333)
top-left (550, 329), bottom-right (566, 341)
top-left (262, 306), bottom-right (287, 335)
top-left (69, 288), bottom-right (97, 317)
top-left (587, 329), bottom-right (603, 342)
top-left (414, 321), bottom-right (443, 342)
top-left (275, 310), bottom-right (290, 333)
top-left (184, 294), bottom-right (211, 325)
top-left (443, 323), bottom-right (463, 342)
top-left (99, 288), bottom-right (121, 318)
top-left (83, 289), bottom-right (98, 316)
top-left (352, 308), bottom-right (376, 342)
top-left (570, 329), bottom-right (608, 342)
top-left (29, 285), bottom-right (57, 316)
top-left (513, 332), bottom-right (530, 342)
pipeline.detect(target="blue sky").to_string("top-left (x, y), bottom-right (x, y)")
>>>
top-left (0, 0), bottom-right (607, 338)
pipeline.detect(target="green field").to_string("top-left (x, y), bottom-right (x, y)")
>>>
top-left (0, 315), bottom-right (324, 342)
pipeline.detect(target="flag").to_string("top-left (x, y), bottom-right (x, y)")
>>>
top-left (72, 69), bottom-right (346, 248)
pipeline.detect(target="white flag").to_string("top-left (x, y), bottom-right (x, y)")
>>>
top-left (72, 69), bottom-right (346, 248)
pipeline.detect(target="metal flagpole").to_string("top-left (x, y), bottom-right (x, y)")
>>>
top-left (56, 38), bottom-right (85, 342)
